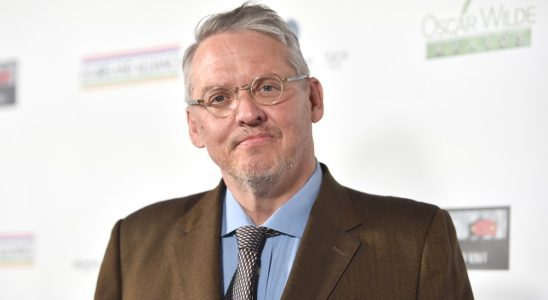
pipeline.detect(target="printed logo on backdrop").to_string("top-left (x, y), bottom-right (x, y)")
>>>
top-left (447, 207), bottom-right (510, 270)
top-left (0, 60), bottom-right (16, 106)
top-left (81, 44), bottom-right (181, 88)
top-left (0, 233), bottom-right (34, 266)
top-left (287, 19), bottom-right (349, 70)
top-left (421, 0), bottom-right (536, 59)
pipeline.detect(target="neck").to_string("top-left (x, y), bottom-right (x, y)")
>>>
top-left (223, 158), bottom-right (317, 225)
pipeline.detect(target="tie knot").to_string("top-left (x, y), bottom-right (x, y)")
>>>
top-left (235, 226), bottom-right (279, 252)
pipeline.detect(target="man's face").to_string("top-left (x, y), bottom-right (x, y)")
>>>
top-left (186, 30), bottom-right (323, 194)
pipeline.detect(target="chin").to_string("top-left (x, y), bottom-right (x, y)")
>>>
top-left (238, 158), bottom-right (279, 177)
top-left (231, 157), bottom-right (294, 191)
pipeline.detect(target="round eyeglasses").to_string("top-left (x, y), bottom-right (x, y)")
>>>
top-left (186, 73), bottom-right (309, 118)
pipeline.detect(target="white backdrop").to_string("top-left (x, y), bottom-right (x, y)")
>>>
top-left (1, 0), bottom-right (547, 299)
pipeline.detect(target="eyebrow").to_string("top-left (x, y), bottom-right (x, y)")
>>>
top-left (198, 83), bottom-right (232, 97)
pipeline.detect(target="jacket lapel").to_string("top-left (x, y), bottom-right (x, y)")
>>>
top-left (169, 182), bottom-right (225, 299)
top-left (281, 165), bottom-right (363, 299)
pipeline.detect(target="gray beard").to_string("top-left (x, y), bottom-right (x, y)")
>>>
top-left (228, 157), bottom-right (295, 198)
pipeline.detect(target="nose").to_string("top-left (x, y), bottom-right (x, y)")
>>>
top-left (234, 85), bottom-right (266, 126)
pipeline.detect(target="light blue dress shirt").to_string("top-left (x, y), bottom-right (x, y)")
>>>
top-left (221, 163), bottom-right (322, 300)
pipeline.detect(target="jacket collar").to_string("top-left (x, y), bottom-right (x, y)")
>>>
top-left (281, 164), bottom-right (363, 299)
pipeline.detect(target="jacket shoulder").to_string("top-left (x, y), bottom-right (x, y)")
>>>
top-left (344, 187), bottom-right (442, 232)
top-left (347, 187), bottom-right (439, 213)
top-left (117, 189), bottom-right (217, 241)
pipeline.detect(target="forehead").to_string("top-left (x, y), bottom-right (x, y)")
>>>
top-left (190, 30), bottom-right (294, 88)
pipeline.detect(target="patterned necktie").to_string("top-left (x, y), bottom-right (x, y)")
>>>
top-left (225, 225), bottom-right (280, 300)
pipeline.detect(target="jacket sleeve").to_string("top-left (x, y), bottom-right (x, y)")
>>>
top-left (95, 220), bottom-right (123, 300)
top-left (417, 209), bottom-right (474, 300)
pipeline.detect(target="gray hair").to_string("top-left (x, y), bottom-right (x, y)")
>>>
top-left (182, 2), bottom-right (309, 100)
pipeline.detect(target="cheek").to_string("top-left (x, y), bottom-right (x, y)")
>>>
top-left (276, 106), bottom-right (311, 139)
top-left (197, 120), bottom-right (231, 146)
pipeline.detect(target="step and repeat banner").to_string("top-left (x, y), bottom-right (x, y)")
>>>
top-left (1, 0), bottom-right (546, 299)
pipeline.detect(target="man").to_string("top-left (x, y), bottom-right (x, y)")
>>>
top-left (95, 3), bottom-right (473, 300)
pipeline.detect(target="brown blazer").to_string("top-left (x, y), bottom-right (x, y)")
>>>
top-left (95, 164), bottom-right (473, 299)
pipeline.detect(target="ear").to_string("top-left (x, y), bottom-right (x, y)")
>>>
top-left (308, 77), bottom-right (324, 123)
top-left (186, 108), bottom-right (206, 148)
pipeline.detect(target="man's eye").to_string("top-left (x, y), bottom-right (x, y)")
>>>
top-left (260, 85), bottom-right (275, 92)
top-left (206, 91), bottom-right (232, 107)
top-left (212, 95), bottom-right (226, 103)
top-left (256, 82), bottom-right (281, 95)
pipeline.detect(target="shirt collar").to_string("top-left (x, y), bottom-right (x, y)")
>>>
top-left (221, 162), bottom-right (322, 238)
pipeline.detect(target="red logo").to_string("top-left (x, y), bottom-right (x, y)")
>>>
top-left (0, 69), bottom-right (13, 85)
top-left (470, 219), bottom-right (497, 238)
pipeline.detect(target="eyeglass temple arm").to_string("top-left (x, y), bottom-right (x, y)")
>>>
top-left (285, 74), bottom-right (309, 82)
top-left (186, 99), bottom-right (204, 106)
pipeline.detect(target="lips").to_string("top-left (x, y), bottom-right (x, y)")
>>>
top-left (237, 133), bottom-right (273, 146)
top-left (231, 127), bottom-right (281, 149)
